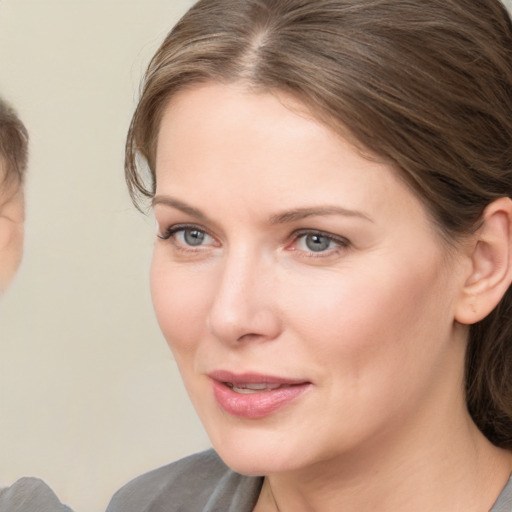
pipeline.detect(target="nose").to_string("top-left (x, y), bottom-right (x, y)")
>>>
top-left (206, 251), bottom-right (282, 345)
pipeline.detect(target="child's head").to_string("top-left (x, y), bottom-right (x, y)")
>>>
top-left (0, 97), bottom-right (28, 292)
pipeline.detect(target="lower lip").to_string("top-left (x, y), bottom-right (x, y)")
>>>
top-left (211, 380), bottom-right (311, 419)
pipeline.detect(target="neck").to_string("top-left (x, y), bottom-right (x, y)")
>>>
top-left (255, 410), bottom-right (511, 512)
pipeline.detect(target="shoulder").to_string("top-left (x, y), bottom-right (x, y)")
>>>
top-left (0, 477), bottom-right (73, 512)
top-left (491, 474), bottom-right (512, 512)
top-left (106, 449), bottom-right (263, 512)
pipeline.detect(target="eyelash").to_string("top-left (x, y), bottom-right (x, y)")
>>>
top-left (157, 223), bottom-right (216, 251)
top-left (157, 224), bottom-right (350, 257)
top-left (158, 224), bottom-right (199, 240)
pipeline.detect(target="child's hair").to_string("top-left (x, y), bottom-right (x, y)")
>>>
top-left (0, 97), bottom-right (28, 188)
top-left (125, 0), bottom-right (512, 448)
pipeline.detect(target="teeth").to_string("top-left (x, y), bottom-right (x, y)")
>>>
top-left (231, 387), bottom-right (264, 394)
top-left (227, 383), bottom-right (283, 393)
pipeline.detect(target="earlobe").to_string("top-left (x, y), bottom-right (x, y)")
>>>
top-left (455, 197), bottom-right (512, 325)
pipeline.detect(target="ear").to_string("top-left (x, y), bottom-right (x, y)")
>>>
top-left (455, 197), bottom-right (512, 325)
top-left (0, 185), bottom-right (24, 293)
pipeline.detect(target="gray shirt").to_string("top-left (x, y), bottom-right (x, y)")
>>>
top-left (0, 478), bottom-right (73, 512)
top-left (106, 449), bottom-right (512, 512)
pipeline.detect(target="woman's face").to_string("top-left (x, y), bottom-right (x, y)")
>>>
top-left (151, 83), bottom-right (470, 476)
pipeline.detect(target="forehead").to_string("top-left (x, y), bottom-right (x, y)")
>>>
top-left (157, 82), bottom-right (364, 174)
top-left (156, 83), bottom-right (372, 190)
top-left (156, 81), bottom-right (394, 190)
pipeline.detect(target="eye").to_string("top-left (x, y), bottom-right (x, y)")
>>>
top-left (298, 233), bottom-right (334, 252)
top-left (157, 224), bottom-right (216, 249)
top-left (291, 230), bottom-right (349, 256)
top-left (179, 229), bottom-right (208, 246)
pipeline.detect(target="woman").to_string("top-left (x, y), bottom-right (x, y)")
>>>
top-left (107, 1), bottom-right (512, 510)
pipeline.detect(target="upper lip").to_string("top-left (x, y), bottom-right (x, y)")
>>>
top-left (208, 370), bottom-right (310, 386)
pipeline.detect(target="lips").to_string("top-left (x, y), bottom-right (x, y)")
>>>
top-left (209, 371), bottom-right (311, 419)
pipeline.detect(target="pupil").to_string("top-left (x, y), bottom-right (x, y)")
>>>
top-left (306, 234), bottom-right (330, 252)
top-left (184, 230), bottom-right (205, 246)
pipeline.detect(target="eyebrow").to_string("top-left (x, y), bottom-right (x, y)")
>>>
top-left (269, 206), bottom-right (373, 224)
top-left (152, 195), bottom-right (373, 224)
top-left (152, 196), bottom-right (211, 222)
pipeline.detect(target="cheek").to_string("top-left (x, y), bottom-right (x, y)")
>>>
top-left (0, 219), bottom-right (23, 292)
top-left (282, 256), bottom-right (452, 375)
top-left (150, 254), bottom-right (213, 358)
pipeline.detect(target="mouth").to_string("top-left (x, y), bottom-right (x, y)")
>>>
top-left (224, 382), bottom-right (304, 394)
top-left (209, 371), bottom-right (312, 418)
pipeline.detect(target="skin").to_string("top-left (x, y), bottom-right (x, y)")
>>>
top-left (151, 83), bottom-right (512, 511)
top-left (0, 162), bottom-right (24, 293)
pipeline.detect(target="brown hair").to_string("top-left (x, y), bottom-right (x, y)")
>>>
top-left (126, 0), bottom-right (512, 448)
top-left (0, 97), bottom-right (28, 188)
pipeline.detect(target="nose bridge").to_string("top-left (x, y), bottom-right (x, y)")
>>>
top-left (206, 246), bottom-right (280, 344)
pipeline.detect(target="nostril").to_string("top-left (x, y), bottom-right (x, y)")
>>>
top-left (237, 332), bottom-right (261, 342)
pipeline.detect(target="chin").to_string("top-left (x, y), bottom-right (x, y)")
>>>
top-left (216, 446), bottom-right (293, 476)
top-left (205, 420), bottom-right (312, 476)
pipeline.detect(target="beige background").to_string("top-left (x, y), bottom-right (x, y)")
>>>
top-left (0, 1), bottom-right (210, 511)
top-left (0, 1), bottom-right (511, 511)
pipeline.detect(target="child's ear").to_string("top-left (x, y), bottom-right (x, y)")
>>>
top-left (455, 197), bottom-right (512, 325)
top-left (0, 185), bottom-right (24, 293)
